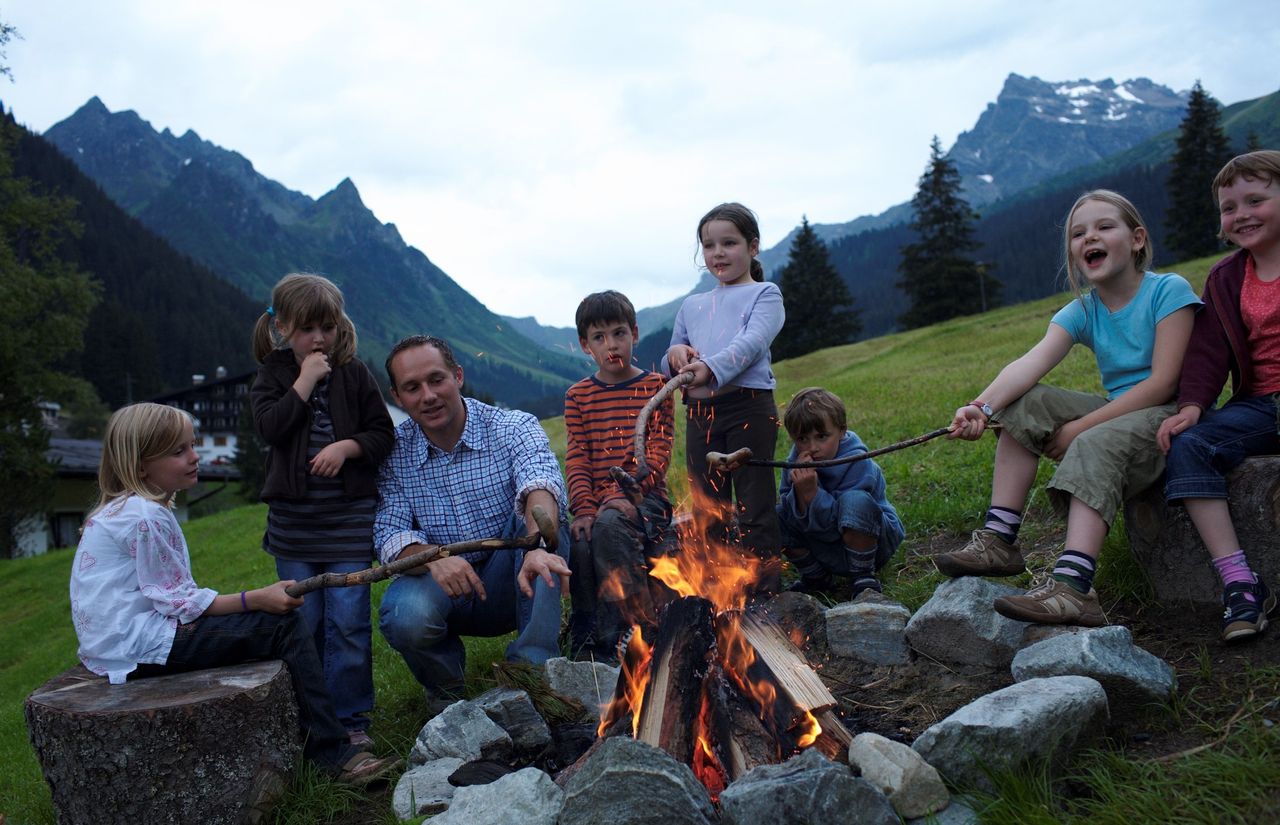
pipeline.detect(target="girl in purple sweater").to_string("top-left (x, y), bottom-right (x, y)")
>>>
top-left (665, 203), bottom-right (785, 595)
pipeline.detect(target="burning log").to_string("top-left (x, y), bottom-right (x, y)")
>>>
top-left (634, 596), bottom-right (717, 765)
top-left (811, 708), bottom-right (853, 763)
top-left (708, 667), bottom-right (780, 781)
top-left (734, 611), bottom-right (837, 715)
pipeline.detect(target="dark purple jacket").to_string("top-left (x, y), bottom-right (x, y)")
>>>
top-left (1177, 249), bottom-right (1259, 412)
top-left (251, 348), bottom-right (394, 500)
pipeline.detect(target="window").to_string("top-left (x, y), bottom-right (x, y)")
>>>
top-left (195, 436), bottom-right (205, 446)
top-left (214, 436), bottom-right (228, 447)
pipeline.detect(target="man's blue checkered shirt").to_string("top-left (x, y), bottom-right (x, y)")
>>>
top-left (374, 397), bottom-right (566, 566)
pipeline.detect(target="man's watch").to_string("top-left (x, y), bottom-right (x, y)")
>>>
top-left (970, 401), bottom-right (993, 419)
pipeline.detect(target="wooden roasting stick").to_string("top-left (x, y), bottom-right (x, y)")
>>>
top-left (610, 372), bottom-right (697, 504)
top-left (285, 505), bottom-right (559, 597)
top-left (706, 422), bottom-right (1001, 474)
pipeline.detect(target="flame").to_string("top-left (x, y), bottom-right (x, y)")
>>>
top-left (795, 711), bottom-right (822, 748)
top-left (597, 625), bottom-right (651, 737)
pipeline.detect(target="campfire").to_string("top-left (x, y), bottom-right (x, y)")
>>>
top-left (592, 493), bottom-right (853, 795)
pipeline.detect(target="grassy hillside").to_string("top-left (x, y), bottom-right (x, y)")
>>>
top-left (6, 252), bottom-right (1262, 824)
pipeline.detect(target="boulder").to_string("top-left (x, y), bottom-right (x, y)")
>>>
top-left (426, 767), bottom-right (563, 825)
top-left (763, 591), bottom-right (829, 665)
top-left (544, 657), bottom-right (620, 720)
top-left (1011, 625), bottom-right (1176, 713)
top-left (391, 757), bottom-right (465, 819)
top-left (559, 737), bottom-right (717, 825)
top-left (912, 675), bottom-right (1109, 793)
top-left (471, 686), bottom-right (553, 757)
top-left (905, 577), bottom-right (1027, 667)
top-left (826, 601), bottom-right (912, 665)
top-left (1125, 456), bottom-right (1280, 605)
top-left (409, 700), bottom-right (512, 765)
top-left (719, 748), bottom-right (898, 825)
top-left (906, 797), bottom-right (980, 825)
top-left (848, 732), bottom-right (949, 819)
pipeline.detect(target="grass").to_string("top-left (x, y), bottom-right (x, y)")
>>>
top-left (5, 253), bottom-right (1266, 824)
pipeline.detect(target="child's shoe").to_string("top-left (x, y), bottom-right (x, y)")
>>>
top-left (1221, 577), bottom-right (1277, 643)
top-left (346, 728), bottom-right (375, 749)
top-left (850, 574), bottom-right (882, 600)
top-left (934, 530), bottom-right (1026, 577)
top-left (785, 572), bottom-right (837, 598)
top-left (993, 577), bottom-right (1105, 626)
top-left (337, 751), bottom-right (402, 788)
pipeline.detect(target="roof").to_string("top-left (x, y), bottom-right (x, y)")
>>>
top-left (47, 439), bottom-right (242, 481)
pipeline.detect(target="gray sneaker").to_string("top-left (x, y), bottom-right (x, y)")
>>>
top-left (993, 577), bottom-right (1106, 626)
top-left (934, 529), bottom-right (1026, 577)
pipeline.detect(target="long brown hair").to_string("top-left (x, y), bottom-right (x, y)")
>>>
top-left (251, 273), bottom-right (358, 365)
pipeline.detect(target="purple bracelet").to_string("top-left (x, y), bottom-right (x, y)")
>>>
top-left (240, 590), bottom-right (249, 612)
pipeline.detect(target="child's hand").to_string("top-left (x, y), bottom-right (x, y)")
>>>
top-left (254, 581), bottom-right (304, 614)
top-left (1156, 406), bottom-right (1202, 453)
top-left (309, 440), bottom-right (353, 477)
top-left (299, 351), bottom-right (332, 384)
top-left (948, 405), bottom-right (989, 440)
top-left (791, 454), bottom-right (819, 494)
top-left (679, 360), bottom-right (713, 388)
top-left (667, 344), bottom-right (698, 371)
top-left (601, 497), bottom-right (639, 522)
top-left (1044, 418), bottom-right (1086, 460)
top-left (571, 514), bottom-right (595, 542)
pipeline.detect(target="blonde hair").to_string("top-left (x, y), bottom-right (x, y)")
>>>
top-left (91, 403), bottom-right (195, 517)
top-left (251, 273), bottom-right (358, 365)
top-left (1062, 189), bottom-right (1152, 295)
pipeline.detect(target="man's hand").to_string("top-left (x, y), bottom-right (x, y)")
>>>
top-left (600, 497), bottom-right (638, 522)
top-left (1156, 406), bottom-right (1202, 453)
top-left (517, 548), bottom-right (571, 598)
top-left (570, 514), bottom-right (595, 542)
top-left (428, 556), bottom-right (486, 601)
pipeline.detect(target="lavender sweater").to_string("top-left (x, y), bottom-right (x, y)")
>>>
top-left (663, 281), bottom-right (784, 399)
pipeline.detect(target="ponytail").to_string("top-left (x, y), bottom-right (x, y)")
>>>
top-left (251, 311), bottom-right (277, 364)
top-left (750, 259), bottom-right (764, 282)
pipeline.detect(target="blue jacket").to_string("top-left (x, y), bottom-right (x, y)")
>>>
top-left (777, 431), bottom-right (903, 541)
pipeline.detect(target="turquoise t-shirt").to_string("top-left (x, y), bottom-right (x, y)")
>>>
top-left (1051, 272), bottom-right (1200, 399)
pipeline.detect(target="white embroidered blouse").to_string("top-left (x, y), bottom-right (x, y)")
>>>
top-left (70, 495), bottom-right (217, 683)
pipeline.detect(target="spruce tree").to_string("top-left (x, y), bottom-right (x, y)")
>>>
top-left (897, 137), bottom-right (1000, 329)
top-left (1166, 81), bottom-right (1232, 260)
top-left (775, 217), bottom-right (860, 361)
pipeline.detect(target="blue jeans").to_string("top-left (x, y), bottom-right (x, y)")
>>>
top-left (777, 489), bottom-right (904, 575)
top-left (134, 610), bottom-right (356, 773)
top-left (274, 558), bottom-right (374, 732)
top-left (378, 514), bottom-right (572, 693)
top-left (1164, 394), bottom-right (1280, 502)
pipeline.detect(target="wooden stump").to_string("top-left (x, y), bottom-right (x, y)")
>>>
top-left (26, 661), bottom-right (301, 825)
top-left (1125, 456), bottom-right (1280, 605)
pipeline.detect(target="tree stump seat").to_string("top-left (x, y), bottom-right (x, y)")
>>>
top-left (1125, 455), bottom-right (1280, 605)
top-left (25, 660), bottom-right (302, 825)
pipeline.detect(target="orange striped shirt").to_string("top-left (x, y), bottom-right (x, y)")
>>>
top-left (564, 370), bottom-right (673, 518)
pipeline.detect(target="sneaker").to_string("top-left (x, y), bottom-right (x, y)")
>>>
top-left (934, 530), bottom-right (1026, 577)
top-left (346, 729), bottom-right (375, 749)
top-left (337, 751), bottom-right (402, 788)
top-left (850, 575), bottom-right (882, 600)
top-left (993, 577), bottom-right (1105, 626)
top-left (786, 574), bottom-right (837, 598)
top-left (1221, 577), bottom-right (1277, 643)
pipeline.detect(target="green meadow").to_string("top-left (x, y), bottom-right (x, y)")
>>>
top-left (4, 253), bottom-right (1279, 823)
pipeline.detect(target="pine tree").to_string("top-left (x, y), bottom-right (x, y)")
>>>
top-left (1166, 81), bottom-right (1233, 260)
top-left (897, 137), bottom-right (1000, 329)
top-left (774, 217), bottom-right (861, 361)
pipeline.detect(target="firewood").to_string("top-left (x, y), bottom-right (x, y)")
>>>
top-left (811, 707), bottom-right (853, 762)
top-left (734, 611), bottom-right (837, 715)
top-left (635, 596), bottom-right (716, 764)
top-left (708, 667), bottom-right (780, 781)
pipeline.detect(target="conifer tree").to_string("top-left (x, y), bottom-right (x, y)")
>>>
top-left (897, 137), bottom-right (1000, 329)
top-left (775, 217), bottom-right (860, 361)
top-left (1166, 81), bottom-right (1232, 260)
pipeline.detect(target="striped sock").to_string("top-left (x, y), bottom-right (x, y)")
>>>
top-left (789, 550), bottom-right (827, 581)
top-left (1052, 549), bottom-right (1097, 594)
top-left (845, 545), bottom-right (879, 577)
top-left (1214, 551), bottom-right (1257, 602)
top-left (984, 506), bottom-right (1023, 542)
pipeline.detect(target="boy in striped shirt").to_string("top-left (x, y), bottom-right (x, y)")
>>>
top-left (565, 291), bottom-right (674, 661)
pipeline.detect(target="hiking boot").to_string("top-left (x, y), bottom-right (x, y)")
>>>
top-left (993, 577), bottom-right (1105, 626)
top-left (1221, 577), bottom-right (1277, 643)
top-left (786, 573), bottom-right (837, 597)
top-left (337, 751), bottom-right (402, 788)
top-left (933, 530), bottom-right (1026, 577)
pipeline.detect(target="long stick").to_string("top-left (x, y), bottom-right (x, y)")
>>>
top-left (610, 372), bottom-right (696, 504)
top-left (285, 504), bottom-right (559, 597)
top-left (706, 425), bottom-right (969, 473)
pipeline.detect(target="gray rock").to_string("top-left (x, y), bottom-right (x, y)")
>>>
top-left (1011, 625), bottom-right (1177, 712)
top-left (720, 748), bottom-right (898, 825)
top-left (906, 797), bottom-right (981, 825)
top-left (544, 657), bottom-right (619, 720)
top-left (427, 767), bottom-right (563, 825)
top-left (559, 737), bottom-right (717, 825)
top-left (905, 577), bottom-right (1027, 667)
top-left (912, 675), bottom-right (1109, 793)
top-left (848, 732), bottom-right (949, 819)
top-left (763, 591), bottom-right (829, 665)
top-left (472, 686), bottom-right (554, 756)
top-left (1018, 623), bottom-right (1087, 649)
top-left (827, 601), bottom-right (912, 665)
top-left (409, 701), bottom-right (512, 765)
top-left (391, 757), bottom-right (464, 819)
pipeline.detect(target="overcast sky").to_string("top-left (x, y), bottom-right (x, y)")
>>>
top-left (6, 2), bottom-right (1279, 327)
